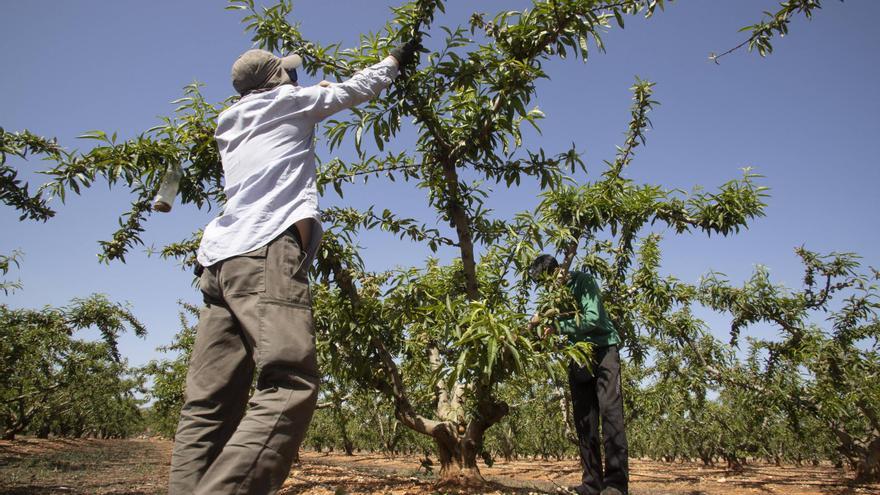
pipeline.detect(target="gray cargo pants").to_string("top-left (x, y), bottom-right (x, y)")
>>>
top-left (169, 228), bottom-right (319, 495)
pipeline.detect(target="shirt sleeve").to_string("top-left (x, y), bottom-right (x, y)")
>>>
top-left (294, 57), bottom-right (399, 122)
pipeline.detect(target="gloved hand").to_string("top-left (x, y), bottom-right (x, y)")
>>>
top-left (390, 39), bottom-right (420, 68)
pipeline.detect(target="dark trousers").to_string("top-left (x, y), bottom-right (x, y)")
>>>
top-left (169, 228), bottom-right (319, 495)
top-left (568, 345), bottom-right (628, 495)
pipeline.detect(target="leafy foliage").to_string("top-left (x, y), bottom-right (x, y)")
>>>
top-left (0, 250), bottom-right (23, 296)
top-left (0, 289), bottom-right (146, 440)
top-left (141, 303), bottom-right (199, 438)
top-left (710, 0), bottom-right (837, 63)
top-left (3, 0), bottom-right (874, 484)
top-left (698, 249), bottom-right (880, 480)
top-left (0, 128), bottom-right (62, 221)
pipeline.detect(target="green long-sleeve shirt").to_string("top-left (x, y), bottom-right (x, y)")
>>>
top-left (555, 271), bottom-right (620, 347)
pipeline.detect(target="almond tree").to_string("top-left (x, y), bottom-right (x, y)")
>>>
top-left (141, 303), bottom-right (198, 437)
top-left (0, 0), bottom-right (845, 485)
top-left (698, 249), bottom-right (880, 480)
top-left (0, 289), bottom-right (146, 440)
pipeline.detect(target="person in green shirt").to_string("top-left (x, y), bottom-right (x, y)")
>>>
top-left (529, 254), bottom-right (629, 495)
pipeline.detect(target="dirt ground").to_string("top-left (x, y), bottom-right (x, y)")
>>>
top-left (1, 438), bottom-right (878, 495)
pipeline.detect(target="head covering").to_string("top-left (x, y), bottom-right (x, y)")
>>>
top-left (231, 49), bottom-right (303, 95)
top-left (529, 254), bottom-right (559, 283)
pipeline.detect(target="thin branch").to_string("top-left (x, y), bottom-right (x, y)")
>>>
top-left (319, 163), bottom-right (422, 185)
top-left (708, 0), bottom-right (826, 64)
top-left (708, 38), bottom-right (750, 64)
top-left (321, 241), bottom-right (445, 437)
top-left (1, 382), bottom-right (64, 405)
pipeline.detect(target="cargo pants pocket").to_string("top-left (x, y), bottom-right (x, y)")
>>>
top-left (256, 301), bottom-right (319, 384)
top-left (265, 230), bottom-right (311, 306)
top-left (220, 244), bottom-right (268, 297)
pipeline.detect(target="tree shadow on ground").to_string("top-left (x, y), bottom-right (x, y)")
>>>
top-left (280, 459), bottom-right (565, 494)
top-left (720, 464), bottom-right (868, 495)
top-left (823, 479), bottom-right (880, 495)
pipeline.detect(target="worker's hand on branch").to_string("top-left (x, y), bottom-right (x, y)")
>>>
top-left (390, 39), bottom-right (420, 69)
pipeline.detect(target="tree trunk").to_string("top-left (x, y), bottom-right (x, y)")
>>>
top-left (383, 422), bottom-right (401, 459)
top-left (429, 346), bottom-right (479, 486)
top-left (3, 412), bottom-right (26, 440)
top-left (855, 436), bottom-right (880, 482)
top-left (434, 429), bottom-right (485, 487)
top-left (555, 381), bottom-right (578, 446)
top-left (430, 396), bottom-right (509, 488)
top-left (724, 454), bottom-right (743, 472)
top-left (332, 401), bottom-right (354, 456)
top-left (498, 426), bottom-right (515, 462)
top-left (699, 448), bottom-right (713, 466)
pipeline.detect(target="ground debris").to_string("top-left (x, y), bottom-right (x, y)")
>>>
top-left (1, 438), bottom-right (878, 495)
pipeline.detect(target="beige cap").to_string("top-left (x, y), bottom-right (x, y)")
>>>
top-left (231, 49), bottom-right (303, 95)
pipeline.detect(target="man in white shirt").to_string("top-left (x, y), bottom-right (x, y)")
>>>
top-left (169, 41), bottom-right (417, 495)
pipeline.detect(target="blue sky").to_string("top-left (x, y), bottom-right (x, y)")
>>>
top-left (2, 0), bottom-right (878, 368)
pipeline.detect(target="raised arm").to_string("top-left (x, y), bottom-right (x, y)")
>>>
top-left (296, 56), bottom-right (399, 122)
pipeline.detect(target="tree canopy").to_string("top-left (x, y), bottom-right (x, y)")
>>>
top-left (3, 0), bottom-right (877, 485)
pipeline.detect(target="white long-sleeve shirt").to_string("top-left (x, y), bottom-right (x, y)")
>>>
top-left (197, 58), bottom-right (398, 267)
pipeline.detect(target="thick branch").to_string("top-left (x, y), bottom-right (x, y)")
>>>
top-left (323, 248), bottom-right (443, 437)
top-left (440, 161), bottom-right (480, 300)
top-left (375, 337), bottom-right (445, 436)
top-left (462, 383), bottom-right (509, 459)
top-left (1, 382), bottom-right (63, 404)
top-left (857, 398), bottom-right (880, 435)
